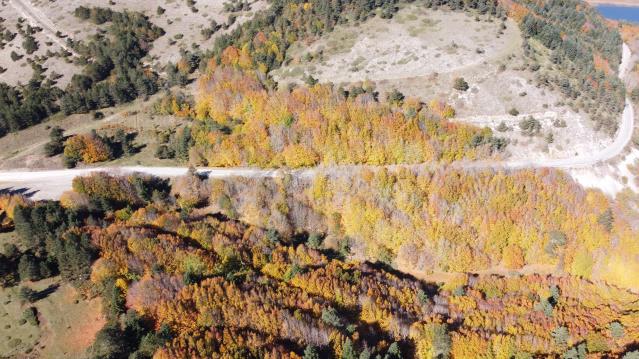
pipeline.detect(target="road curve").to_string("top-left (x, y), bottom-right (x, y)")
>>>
top-left (0, 44), bottom-right (635, 200)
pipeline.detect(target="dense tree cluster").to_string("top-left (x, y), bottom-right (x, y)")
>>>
top-left (206, 0), bottom-right (409, 77)
top-left (512, 0), bottom-right (625, 133)
top-left (60, 8), bottom-right (164, 115)
top-left (0, 77), bottom-right (61, 137)
top-left (62, 129), bottom-right (138, 167)
top-left (208, 167), bottom-right (639, 289)
top-left (189, 67), bottom-right (503, 167)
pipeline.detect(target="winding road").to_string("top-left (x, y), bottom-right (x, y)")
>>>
top-left (0, 0), bottom-right (636, 199)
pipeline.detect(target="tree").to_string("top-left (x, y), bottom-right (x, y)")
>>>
top-left (44, 126), bottom-right (65, 157)
top-left (18, 254), bottom-right (40, 281)
top-left (552, 326), bottom-right (569, 347)
top-left (321, 307), bottom-right (342, 327)
top-left (610, 321), bottom-right (624, 340)
top-left (175, 127), bottom-right (191, 161)
top-left (22, 35), bottom-right (38, 55)
top-left (303, 345), bottom-right (320, 359)
top-left (597, 208), bottom-right (614, 232)
top-left (342, 339), bottom-right (357, 359)
top-left (453, 77), bottom-right (469, 91)
top-left (54, 231), bottom-right (95, 284)
top-left (88, 324), bottom-right (129, 359)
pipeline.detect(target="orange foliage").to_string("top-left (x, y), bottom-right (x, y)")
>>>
top-left (192, 67), bottom-right (494, 167)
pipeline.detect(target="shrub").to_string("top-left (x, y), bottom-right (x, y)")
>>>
top-left (386, 89), bottom-right (404, 104)
top-left (453, 77), bottom-right (469, 91)
top-left (22, 307), bottom-right (38, 326)
top-left (155, 145), bottom-right (175, 159)
top-left (508, 108), bottom-right (520, 116)
top-left (496, 121), bottom-right (508, 132)
top-left (19, 286), bottom-right (37, 303)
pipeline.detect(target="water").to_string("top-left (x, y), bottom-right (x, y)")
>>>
top-left (597, 5), bottom-right (639, 23)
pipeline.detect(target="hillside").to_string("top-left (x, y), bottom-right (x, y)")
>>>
top-left (1, 0), bottom-right (639, 358)
top-left (0, 172), bottom-right (638, 358)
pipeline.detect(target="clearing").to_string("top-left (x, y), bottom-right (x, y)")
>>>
top-left (0, 276), bottom-right (104, 358)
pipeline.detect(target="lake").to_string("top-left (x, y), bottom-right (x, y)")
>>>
top-left (597, 5), bottom-right (639, 23)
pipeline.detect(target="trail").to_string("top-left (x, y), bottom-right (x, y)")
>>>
top-left (0, 44), bottom-right (634, 200)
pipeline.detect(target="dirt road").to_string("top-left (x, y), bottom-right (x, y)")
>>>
top-left (586, 0), bottom-right (639, 7)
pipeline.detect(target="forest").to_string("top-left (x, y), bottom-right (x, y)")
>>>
top-left (203, 167), bottom-right (639, 290)
top-left (59, 7), bottom-right (164, 115)
top-left (186, 67), bottom-right (504, 167)
top-left (510, 0), bottom-right (625, 133)
top-left (0, 7), bottom-right (163, 138)
top-left (2, 171), bottom-right (639, 358)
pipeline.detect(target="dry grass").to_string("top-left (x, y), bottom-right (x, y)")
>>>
top-left (0, 276), bottom-right (105, 358)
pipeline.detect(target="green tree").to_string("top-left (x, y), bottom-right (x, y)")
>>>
top-left (342, 338), bottom-right (357, 359)
top-left (18, 254), bottom-right (40, 281)
top-left (303, 345), bottom-right (320, 359)
top-left (321, 307), bottom-right (342, 327)
top-left (44, 126), bottom-right (65, 157)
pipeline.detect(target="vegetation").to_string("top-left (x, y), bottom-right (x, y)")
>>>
top-left (3, 172), bottom-right (639, 358)
top-left (207, 167), bottom-right (639, 289)
top-left (511, 0), bottom-right (625, 133)
top-left (60, 7), bottom-right (164, 115)
top-left (188, 67), bottom-right (503, 167)
top-left (62, 129), bottom-right (137, 167)
top-left (0, 76), bottom-right (61, 137)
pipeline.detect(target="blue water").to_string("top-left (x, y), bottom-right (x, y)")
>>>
top-left (597, 5), bottom-right (639, 23)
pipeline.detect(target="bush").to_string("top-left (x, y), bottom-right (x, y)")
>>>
top-left (22, 307), bottom-right (38, 326)
top-left (19, 286), bottom-right (37, 303)
top-left (453, 77), bottom-right (469, 91)
top-left (508, 108), bottom-right (520, 116)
